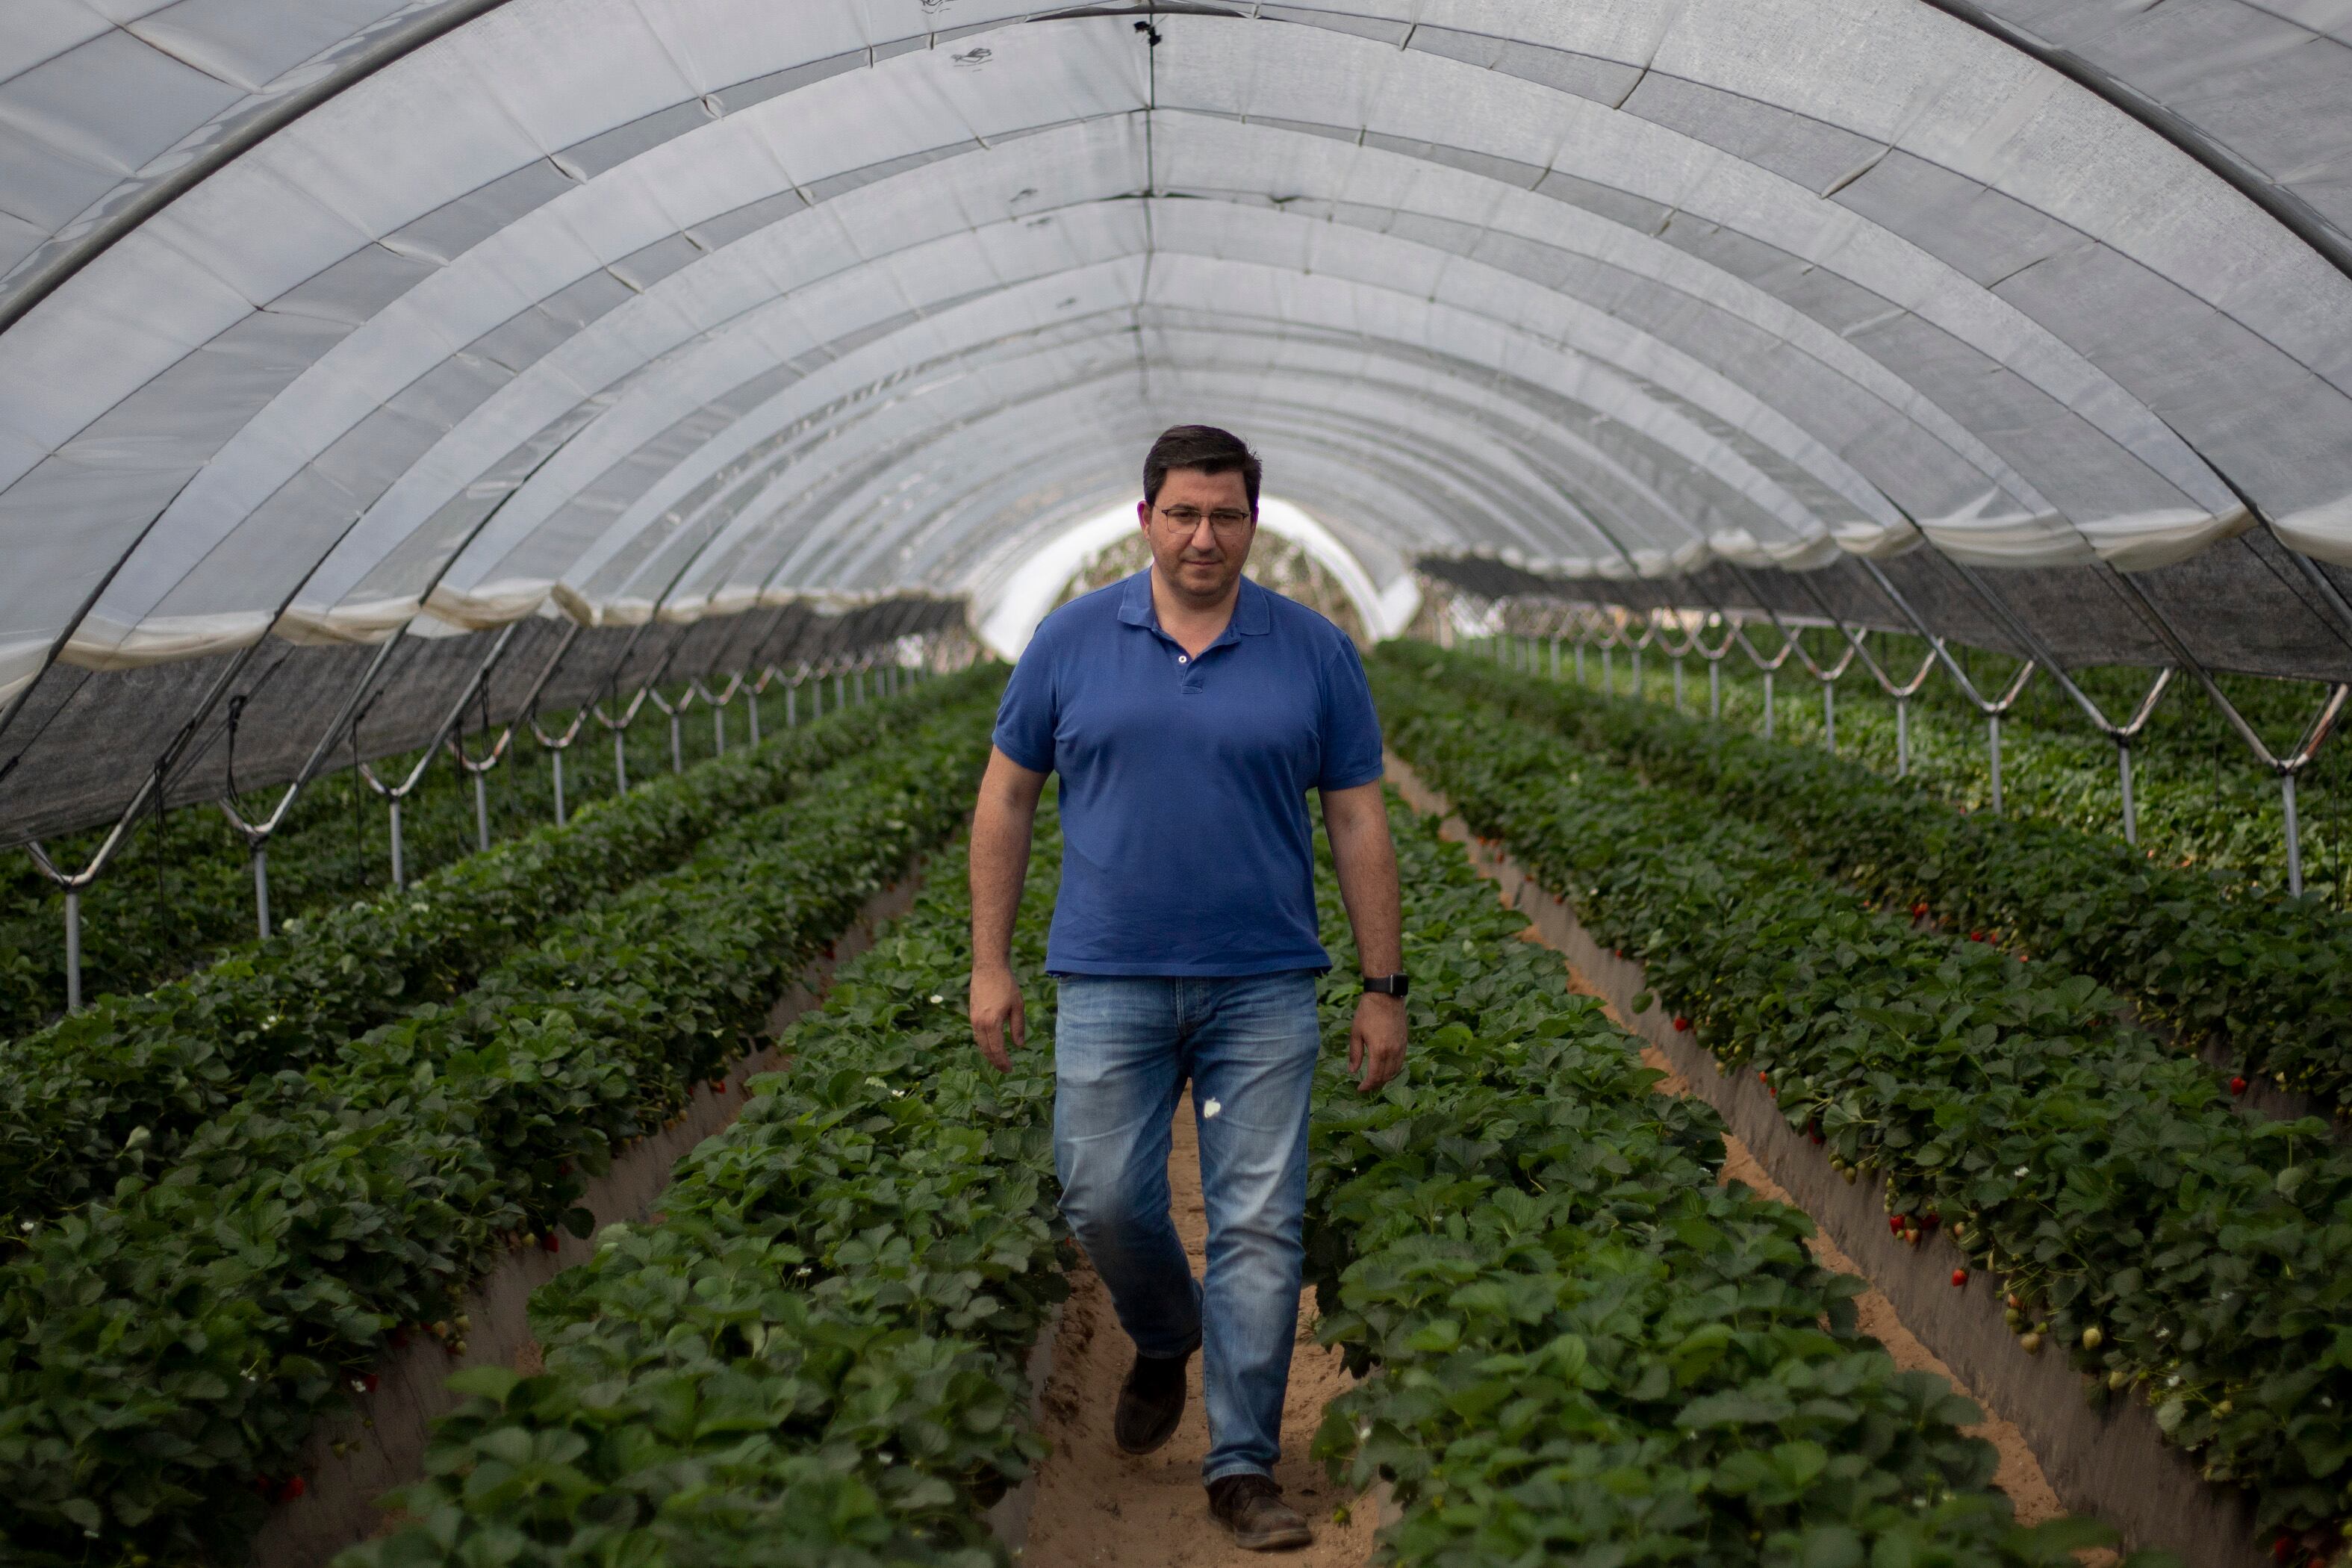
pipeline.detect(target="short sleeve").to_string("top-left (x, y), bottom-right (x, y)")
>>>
top-left (1316, 634), bottom-right (1384, 791)
top-left (992, 636), bottom-right (1057, 774)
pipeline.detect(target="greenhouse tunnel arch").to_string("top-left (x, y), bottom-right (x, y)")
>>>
top-left (0, 0), bottom-right (2348, 844)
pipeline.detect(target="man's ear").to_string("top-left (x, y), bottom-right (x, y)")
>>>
top-left (1136, 499), bottom-right (1153, 534)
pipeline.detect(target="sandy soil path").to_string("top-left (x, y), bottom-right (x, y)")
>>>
top-left (1020, 1095), bottom-right (1379, 1567)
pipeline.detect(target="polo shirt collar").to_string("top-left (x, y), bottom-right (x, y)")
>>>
top-left (1117, 570), bottom-right (1275, 641)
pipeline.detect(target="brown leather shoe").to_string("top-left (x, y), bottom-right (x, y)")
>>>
top-left (1207, 1473), bottom-right (1313, 1551)
top-left (1113, 1350), bottom-right (1189, 1455)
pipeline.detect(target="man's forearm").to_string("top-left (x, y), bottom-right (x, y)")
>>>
top-left (969, 803), bottom-right (1032, 972)
top-left (1327, 792), bottom-right (1403, 974)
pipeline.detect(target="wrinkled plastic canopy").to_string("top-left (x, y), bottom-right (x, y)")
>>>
top-left (4, 0), bottom-right (2351, 719)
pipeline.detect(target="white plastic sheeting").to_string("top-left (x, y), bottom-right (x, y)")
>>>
top-left (2, 0), bottom-right (2350, 712)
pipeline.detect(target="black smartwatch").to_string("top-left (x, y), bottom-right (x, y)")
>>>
top-left (1360, 972), bottom-right (1409, 999)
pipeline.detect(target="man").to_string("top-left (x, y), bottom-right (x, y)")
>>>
top-left (968, 425), bottom-right (1407, 1551)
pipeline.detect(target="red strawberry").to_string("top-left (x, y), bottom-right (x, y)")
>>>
top-left (279, 1475), bottom-right (306, 1502)
top-left (2230, 1076), bottom-right (2248, 1096)
top-left (1889, 1215), bottom-right (1905, 1235)
top-left (362, 1372), bottom-right (380, 1394)
top-left (1758, 1070), bottom-right (1769, 1083)
top-left (540, 1232), bottom-right (561, 1253)
top-left (1672, 1016), bottom-right (1691, 1032)
top-left (1951, 1269), bottom-right (1967, 1287)
top-left (1970, 930), bottom-right (1985, 942)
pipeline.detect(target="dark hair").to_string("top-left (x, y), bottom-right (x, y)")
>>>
top-left (1142, 424), bottom-right (1261, 511)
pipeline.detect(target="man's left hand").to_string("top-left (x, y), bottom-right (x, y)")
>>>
top-left (1348, 992), bottom-right (1407, 1092)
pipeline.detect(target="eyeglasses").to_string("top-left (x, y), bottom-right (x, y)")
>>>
top-left (1154, 505), bottom-right (1254, 537)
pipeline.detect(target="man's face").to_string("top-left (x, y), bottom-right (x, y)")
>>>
top-left (1138, 467), bottom-right (1256, 603)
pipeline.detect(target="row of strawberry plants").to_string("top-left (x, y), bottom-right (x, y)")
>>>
top-left (0, 668), bottom-right (895, 1041)
top-left (0, 667), bottom-right (989, 1224)
top-left (1372, 659), bottom-right (2352, 1554)
top-left (0, 705), bottom-right (996, 1567)
top-left (1430, 644), bottom-right (2352, 1116)
top-left (1300, 803), bottom-right (2144, 1566)
top-left (340, 797), bottom-right (1069, 1568)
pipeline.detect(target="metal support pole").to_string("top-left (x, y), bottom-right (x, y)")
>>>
top-left (64, 890), bottom-right (80, 1013)
top-left (1602, 646), bottom-right (1614, 695)
top-left (1896, 699), bottom-right (1910, 778)
top-left (787, 682), bottom-right (799, 728)
top-left (615, 729), bottom-right (629, 794)
top-left (1631, 647), bottom-right (1643, 699)
top-left (2118, 743), bottom-right (2136, 844)
top-left (1673, 657), bottom-right (1684, 712)
top-left (253, 847), bottom-right (271, 939)
top-left (1710, 659), bottom-right (1721, 719)
top-left (2284, 773), bottom-right (2304, 897)
top-left (473, 771), bottom-right (490, 853)
top-left (747, 688), bottom-right (761, 746)
top-left (552, 750), bottom-right (567, 827)
top-left (1575, 644), bottom-right (1586, 685)
top-left (1763, 671), bottom-right (1775, 739)
top-left (389, 798), bottom-right (405, 891)
top-left (1988, 715), bottom-right (2004, 814)
top-left (1550, 638), bottom-right (1560, 679)
top-left (1823, 679), bottom-right (1835, 753)
top-left (713, 706), bottom-right (725, 757)
top-left (835, 672), bottom-right (846, 709)
top-left (669, 712), bottom-right (682, 774)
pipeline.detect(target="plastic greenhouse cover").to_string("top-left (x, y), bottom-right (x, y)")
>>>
top-left (0, 0), bottom-right (2350, 732)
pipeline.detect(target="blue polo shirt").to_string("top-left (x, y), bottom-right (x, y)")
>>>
top-left (993, 570), bottom-right (1384, 977)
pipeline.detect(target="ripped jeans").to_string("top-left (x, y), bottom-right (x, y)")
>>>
top-left (1051, 971), bottom-right (1323, 1484)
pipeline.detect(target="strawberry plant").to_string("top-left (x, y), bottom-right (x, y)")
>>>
top-left (341, 782), bottom-right (1071, 1568)
top-left (0, 703), bottom-right (998, 1566)
top-left (0, 668), bottom-right (992, 1223)
top-left (1375, 658), bottom-right (2352, 1548)
top-left (1302, 803), bottom-right (2158, 1567)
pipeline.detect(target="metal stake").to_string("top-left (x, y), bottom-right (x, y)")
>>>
top-left (473, 771), bottom-right (490, 853)
top-left (1631, 647), bottom-right (1643, 699)
top-left (64, 890), bottom-right (80, 1013)
top-left (1823, 679), bottom-right (1835, 753)
top-left (787, 682), bottom-right (799, 727)
top-left (669, 713), bottom-right (682, 774)
top-left (253, 847), bottom-right (271, 939)
top-left (1673, 657), bottom-right (1684, 712)
top-left (714, 706), bottom-right (725, 756)
top-left (2285, 774), bottom-right (2304, 897)
top-left (1602, 647), bottom-right (1614, 695)
top-left (747, 689), bottom-right (761, 746)
top-left (552, 750), bottom-right (567, 827)
top-left (1988, 715), bottom-right (2004, 814)
top-left (389, 799), bottom-right (405, 890)
top-left (615, 730), bottom-right (629, 794)
top-left (1896, 699), bottom-right (1909, 778)
top-left (1575, 643), bottom-right (1587, 685)
top-left (1762, 671), bottom-right (1775, 740)
top-left (1710, 659), bottom-right (1720, 718)
top-left (2118, 743), bottom-right (2135, 844)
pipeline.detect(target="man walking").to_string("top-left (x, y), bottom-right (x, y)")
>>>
top-left (969, 425), bottom-right (1407, 1551)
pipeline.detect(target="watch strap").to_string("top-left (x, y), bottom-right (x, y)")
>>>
top-left (1361, 972), bottom-right (1410, 998)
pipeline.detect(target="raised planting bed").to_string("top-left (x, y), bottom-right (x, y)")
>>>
top-left (0, 703), bottom-right (997, 1567)
top-left (1375, 661), bottom-right (2346, 1565)
top-left (337, 807), bottom-right (1074, 1568)
top-left (0, 667), bottom-right (996, 1222)
top-left (1298, 800), bottom-right (2155, 1567)
top-left (1403, 644), bottom-right (2352, 1121)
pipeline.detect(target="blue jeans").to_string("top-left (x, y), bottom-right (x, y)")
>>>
top-left (1052, 971), bottom-right (1322, 1484)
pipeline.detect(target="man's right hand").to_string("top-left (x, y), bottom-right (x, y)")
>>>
top-left (971, 963), bottom-right (1027, 1071)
